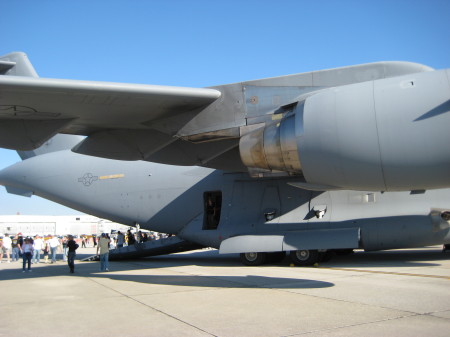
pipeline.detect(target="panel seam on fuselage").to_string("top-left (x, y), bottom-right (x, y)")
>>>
top-left (371, 80), bottom-right (387, 191)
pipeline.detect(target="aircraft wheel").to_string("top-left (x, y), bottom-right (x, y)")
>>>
top-left (318, 251), bottom-right (334, 262)
top-left (290, 249), bottom-right (319, 266)
top-left (240, 252), bottom-right (267, 266)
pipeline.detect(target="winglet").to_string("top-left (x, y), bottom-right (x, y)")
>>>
top-left (0, 52), bottom-right (38, 77)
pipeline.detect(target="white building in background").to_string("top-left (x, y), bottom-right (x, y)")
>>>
top-left (0, 215), bottom-right (131, 237)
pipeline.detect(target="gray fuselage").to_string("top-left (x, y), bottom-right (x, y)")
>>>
top-left (1, 149), bottom-right (449, 252)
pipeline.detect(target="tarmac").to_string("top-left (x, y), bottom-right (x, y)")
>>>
top-left (0, 246), bottom-right (449, 337)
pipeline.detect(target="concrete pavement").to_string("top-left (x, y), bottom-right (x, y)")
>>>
top-left (0, 246), bottom-right (449, 337)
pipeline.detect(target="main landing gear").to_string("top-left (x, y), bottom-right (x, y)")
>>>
top-left (289, 249), bottom-right (319, 266)
top-left (240, 249), bottom-right (339, 266)
top-left (239, 252), bottom-right (287, 266)
top-left (240, 252), bottom-right (267, 266)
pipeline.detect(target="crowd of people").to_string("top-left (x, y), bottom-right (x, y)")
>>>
top-left (0, 229), bottom-right (170, 273)
top-left (0, 232), bottom-right (108, 273)
top-left (115, 229), bottom-right (172, 248)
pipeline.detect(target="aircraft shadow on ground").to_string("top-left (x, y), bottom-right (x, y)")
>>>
top-left (90, 273), bottom-right (335, 289)
top-left (0, 261), bottom-right (334, 289)
top-left (1, 249), bottom-right (447, 287)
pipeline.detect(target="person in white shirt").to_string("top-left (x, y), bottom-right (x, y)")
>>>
top-left (1, 233), bottom-right (12, 263)
top-left (116, 231), bottom-right (125, 248)
top-left (21, 238), bottom-right (34, 272)
top-left (96, 233), bottom-right (111, 272)
top-left (32, 235), bottom-right (44, 264)
top-left (48, 235), bottom-right (60, 263)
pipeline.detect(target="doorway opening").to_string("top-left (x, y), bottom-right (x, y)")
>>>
top-left (203, 191), bottom-right (222, 230)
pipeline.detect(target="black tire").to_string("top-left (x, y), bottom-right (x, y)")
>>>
top-left (240, 252), bottom-right (267, 266)
top-left (289, 249), bottom-right (319, 266)
top-left (318, 251), bottom-right (334, 263)
top-left (267, 251), bottom-right (287, 263)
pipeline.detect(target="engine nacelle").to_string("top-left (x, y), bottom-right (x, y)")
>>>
top-left (240, 69), bottom-right (450, 191)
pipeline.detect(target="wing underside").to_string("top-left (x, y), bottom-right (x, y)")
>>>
top-left (0, 74), bottom-right (221, 149)
top-left (0, 52), bottom-right (434, 173)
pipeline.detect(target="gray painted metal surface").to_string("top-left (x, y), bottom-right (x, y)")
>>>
top-left (0, 53), bottom-right (449, 262)
top-left (0, 147), bottom-right (449, 256)
top-left (219, 228), bottom-right (360, 254)
top-left (2, 52), bottom-right (448, 192)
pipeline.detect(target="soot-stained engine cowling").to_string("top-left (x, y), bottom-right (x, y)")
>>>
top-left (239, 103), bottom-right (303, 175)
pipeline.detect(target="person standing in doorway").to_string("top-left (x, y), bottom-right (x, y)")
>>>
top-left (67, 235), bottom-right (79, 273)
top-left (96, 233), bottom-right (110, 272)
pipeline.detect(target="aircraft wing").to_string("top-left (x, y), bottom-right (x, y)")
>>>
top-left (0, 75), bottom-right (221, 150)
top-left (4, 52), bottom-right (450, 192)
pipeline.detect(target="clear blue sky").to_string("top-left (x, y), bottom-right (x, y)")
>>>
top-left (0, 0), bottom-right (449, 215)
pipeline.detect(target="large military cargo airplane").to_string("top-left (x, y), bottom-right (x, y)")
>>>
top-left (0, 52), bottom-right (449, 265)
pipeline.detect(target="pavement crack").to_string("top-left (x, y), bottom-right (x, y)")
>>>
top-left (281, 313), bottom-right (420, 336)
top-left (87, 276), bottom-right (218, 337)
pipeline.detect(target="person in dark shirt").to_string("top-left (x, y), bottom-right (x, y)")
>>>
top-left (11, 235), bottom-right (20, 261)
top-left (127, 230), bottom-right (135, 245)
top-left (17, 234), bottom-right (23, 258)
top-left (62, 236), bottom-right (68, 262)
top-left (67, 235), bottom-right (79, 274)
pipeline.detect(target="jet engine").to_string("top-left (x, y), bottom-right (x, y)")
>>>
top-left (240, 69), bottom-right (450, 191)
